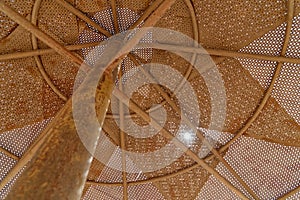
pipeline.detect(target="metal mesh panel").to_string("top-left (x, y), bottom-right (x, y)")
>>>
top-left (0, 153), bottom-right (16, 184)
top-left (216, 58), bottom-right (265, 133)
top-left (0, 165), bottom-right (25, 200)
top-left (195, 175), bottom-right (240, 200)
top-left (196, 136), bottom-right (300, 200)
top-left (237, 58), bottom-right (277, 89)
top-left (127, 184), bottom-right (165, 200)
top-left (272, 63), bottom-right (300, 124)
top-left (216, 136), bottom-right (300, 199)
top-left (37, 0), bottom-right (79, 46)
top-left (239, 22), bottom-right (286, 56)
top-left (286, 15), bottom-right (300, 59)
top-left (0, 119), bottom-right (51, 157)
top-left (194, 0), bottom-right (289, 50)
top-left (83, 185), bottom-right (124, 200)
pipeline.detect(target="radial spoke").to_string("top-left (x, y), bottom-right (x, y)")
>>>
top-left (0, 43), bottom-right (99, 61)
top-left (135, 43), bottom-right (300, 64)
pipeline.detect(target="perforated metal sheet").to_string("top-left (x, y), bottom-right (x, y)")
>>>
top-left (0, 0), bottom-right (299, 199)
